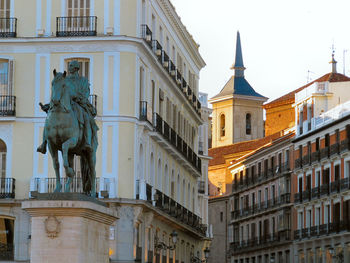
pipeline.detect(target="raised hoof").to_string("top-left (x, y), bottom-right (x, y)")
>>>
top-left (53, 184), bottom-right (62, 193)
top-left (85, 144), bottom-right (93, 153)
top-left (37, 144), bottom-right (47, 154)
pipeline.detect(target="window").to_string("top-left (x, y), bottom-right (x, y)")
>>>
top-left (220, 114), bottom-right (225, 137)
top-left (0, 217), bottom-right (13, 259)
top-left (220, 212), bottom-right (223, 222)
top-left (0, 0), bottom-right (10, 18)
top-left (68, 0), bottom-right (90, 16)
top-left (246, 113), bottom-right (251, 135)
top-left (65, 58), bottom-right (90, 79)
top-left (0, 139), bottom-right (6, 178)
top-left (0, 59), bottom-right (13, 96)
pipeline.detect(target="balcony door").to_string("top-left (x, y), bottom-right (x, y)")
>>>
top-left (67, 0), bottom-right (91, 31)
top-left (0, 217), bottom-right (14, 261)
top-left (0, 0), bottom-right (9, 18)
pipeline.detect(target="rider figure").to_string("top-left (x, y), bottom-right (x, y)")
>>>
top-left (37, 60), bottom-right (96, 154)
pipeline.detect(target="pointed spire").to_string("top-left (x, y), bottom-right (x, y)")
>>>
top-left (230, 31), bottom-right (246, 77)
top-left (329, 51), bottom-right (337, 73)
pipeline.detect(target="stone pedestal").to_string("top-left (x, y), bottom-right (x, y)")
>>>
top-left (22, 194), bottom-right (117, 263)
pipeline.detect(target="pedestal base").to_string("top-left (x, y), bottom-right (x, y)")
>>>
top-left (22, 195), bottom-right (117, 263)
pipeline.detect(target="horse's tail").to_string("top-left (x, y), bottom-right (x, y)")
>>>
top-left (81, 154), bottom-right (91, 194)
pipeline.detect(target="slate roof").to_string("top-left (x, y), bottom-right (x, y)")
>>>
top-left (211, 76), bottom-right (266, 100)
top-left (264, 72), bottom-right (350, 109)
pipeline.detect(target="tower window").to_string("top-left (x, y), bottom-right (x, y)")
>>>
top-left (246, 113), bottom-right (251, 135)
top-left (220, 114), bottom-right (225, 137)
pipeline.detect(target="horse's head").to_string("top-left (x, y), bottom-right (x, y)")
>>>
top-left (51, 70), bottom-right (68, 107)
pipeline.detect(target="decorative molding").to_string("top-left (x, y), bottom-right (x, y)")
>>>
top-left (44, 215), bottom-right (61, 239)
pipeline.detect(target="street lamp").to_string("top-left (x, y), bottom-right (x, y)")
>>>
top-left (154, 230), bottom-right (177, 251)
top-left (190, 247), bottom-right (210, 263)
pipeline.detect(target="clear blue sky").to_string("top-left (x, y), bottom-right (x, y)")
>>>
top-left (172, 0), bottom-right (350, 103)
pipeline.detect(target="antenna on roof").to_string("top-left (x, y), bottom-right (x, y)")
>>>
top-left (307, 70), bottom-right (314, 83)
top-left (343, 49), bottom-right (348, 75)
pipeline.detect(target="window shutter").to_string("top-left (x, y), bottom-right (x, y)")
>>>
top-left (8, 59), bottom-right (14, 95)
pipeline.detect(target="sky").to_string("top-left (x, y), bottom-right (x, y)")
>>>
top-left (171, 0), bottom-right (350, 104)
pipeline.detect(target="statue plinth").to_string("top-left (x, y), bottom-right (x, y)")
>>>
top-left (22, 194), bottom-right (117, 263)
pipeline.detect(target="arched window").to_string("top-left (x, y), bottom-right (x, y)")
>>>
top-left (164, 165), bottom-right (168, 195)
top-left (170, 170), bottom-right (175, 198)
top-left (0, 139), bottom-right (6, 178)
top-left (177, 174), bottom-right (180, 202)
top-left (150, 153), bottom-right (154, 186)
top-left (187, 183), bottom-right (191, 208)
top-left (182, 179), bottom-right (186, 205)
top-left (246, 113), bottom-right (251, 135)
top-left (157, 159), bottom-right (162, 190)
top-left (220, 114), bottom-right (225, 137)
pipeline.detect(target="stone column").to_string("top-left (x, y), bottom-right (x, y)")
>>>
top-left (22, 198), bottom-right (117, 263)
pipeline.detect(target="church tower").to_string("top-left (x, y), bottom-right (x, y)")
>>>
top-left (209, 32), bottom-right (268, 147)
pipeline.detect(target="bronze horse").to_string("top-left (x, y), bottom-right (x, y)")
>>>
top-left (43, 70), bottom-right (97, 196)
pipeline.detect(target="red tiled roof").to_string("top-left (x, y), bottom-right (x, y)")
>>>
top-left (264, 72), bottom-right (350, 109)
top-left (208, 132), bottom-right (283, 166)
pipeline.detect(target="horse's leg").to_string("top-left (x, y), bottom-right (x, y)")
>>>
top-left (47, 141), bottom-right (61, 193)
top-left (88, 151), bottom-right (97, 197)
top-left (64, 153), bottom-right (75, 193)
top-left (62, 137), bottom-right (78, 179)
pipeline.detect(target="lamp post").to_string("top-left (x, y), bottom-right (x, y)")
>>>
top-left (190, 247), bottom-right (210, 263)
top-left (154, 230), bottom-right (178, 251)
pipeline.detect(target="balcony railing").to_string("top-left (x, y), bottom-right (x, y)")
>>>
top-left (151, 113), bottom-right (201, 174)
top-left (154, 189), bottom-right (206, 235)
top-left (294, 192), bottom-right (302, 203)
top-left (294, 221), bottom-right (350, 240)
top-left (141, 24), bottom-right (153, 49)
top-left (320, 183), bottom-right (329, 196)
top-left (89, 94), bottom-right (97, 112)
top-left (0, 95), bottom-right (16, 116)
top-left (230, 230), bottom-right (291, 254)
top-left (302, 154), bottom-right (310, 166)
top-left (31, 177), bottom-right (108, 198)
top-left (330, 180), bottom-right (340, 193)
top-left (330, 143), bottom-right (340, 156)
top-left (140, 24), bottom-right (201, 118)
top-left (320, 147), bottom-right (329, 160)
top-left (198, 181), bottom-right (205, 194)
top-left (311, 151), bottom-right (320, 163)
top-left (295, 158), bottom-right (302, 169)
top-left (340, 139), bottom-right (350, 153)
top-left (0, 178), bottom-right (15, 198)
top-left (139, 101), bottom-right (153, 124)
top-left (231, 193), bottom-right (291, 220)
top-left (0, 18), bottom-right (17, 37)
top-left (311, 186), bottom-right (320, 199)
top-left (56, 16), bottom-right (97, 37)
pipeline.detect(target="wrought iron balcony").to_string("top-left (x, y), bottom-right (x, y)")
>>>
top-left (161, 50), bottom-right (170, 69)
top-left (320, 146), bottom-right (329, 160)
top-left (311, 186), bottom-right (320, 199)
top-left (311, 151), bottom-right (320, 163)
top-left (141, 24), bottom-right (152, 48)
top-left (330, 180), bottom-right (340, 193)
top-left (320, 183), bottom-right (329, 196)
top-left (340, 177), bottom-right (350, 191)
top-left (0, 18), bottom-right (17, 37)
top-left (31, 177), bottom-right (106, 197)
top-left (302, 189), bottom-right (311, 202)
top-left (56, 16), bottom-right (97, 37)
top-left (0, 95), bottom-right (16, 116)
top-left (89, 94), bottom-right (97, 112)
top-left (340, 139), bottom-right (350, 153)
top-left (330, 143), bottom-right (340, 156)
top-left (198, 181), bottom-right (205, 194)
top-left (295, 158), bottom-right (302, 169)
top-left (294, 192), bottom-right (302, 203)
top-left (0, 178), bottom-right (15, 198)
top-left (302, 154), bottom-right (310, 166)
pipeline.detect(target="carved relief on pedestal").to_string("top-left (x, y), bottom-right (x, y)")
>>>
top-left (44, 215), bottom-right (61, 239)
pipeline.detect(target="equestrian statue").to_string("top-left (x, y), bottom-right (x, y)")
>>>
top-left (37, 60), bottom-right (98, 197)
